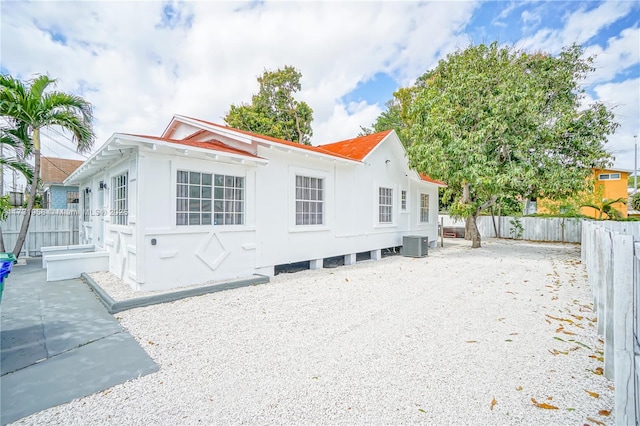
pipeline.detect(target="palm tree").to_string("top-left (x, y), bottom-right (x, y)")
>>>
top-left (582, 197), bottom-right (627, 220)
top-left (0, 124), bottom-right (34, 251)
top-left (0, 74), bottom-right (95, 257)
top-left (0, 123), bottom-right (34, 181)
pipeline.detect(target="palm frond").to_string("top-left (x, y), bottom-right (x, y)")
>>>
top-left (0, 74), bottom-right (27, 95)
top-left (0, 124), bottom-right (33, 157)
top-left (0, 156), bottom-right (34, 181)
top-left (47, 110), bottom-right (95, 153)
top-left (29, 75), bottom-right (56, 101)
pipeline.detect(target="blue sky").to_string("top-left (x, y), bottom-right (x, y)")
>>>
top-left (1, 0), bottom-right (639, 187)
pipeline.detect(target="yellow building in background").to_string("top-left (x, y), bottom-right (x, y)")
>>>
top-left (537, 168), bottom-right (630, 219)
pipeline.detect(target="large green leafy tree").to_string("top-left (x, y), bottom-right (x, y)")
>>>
top-left (0, 74), bottom-right (95, 257)
top-left (358, 87), bottom-right (415, 145)
top-left (370, 43), bottom-right (617, 247)
top-left (224, 65), bottom-right (313, 145)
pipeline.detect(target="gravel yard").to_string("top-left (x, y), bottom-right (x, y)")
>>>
top-left (15, 239), bottom-right (614, 425)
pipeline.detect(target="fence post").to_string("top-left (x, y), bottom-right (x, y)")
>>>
top-left (612, 236), bottom-right (636, 425)
top-left (600, 231), bottom-right (614, 376)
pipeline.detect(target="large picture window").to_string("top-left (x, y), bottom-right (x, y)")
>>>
top-left (177, 171), bottom-right (244, 226)
top-left (420, 193), bottom-right (430, 223)
top-left (379, 187), bottom-right (393, 223)
top-left (296, 176), bottom-right (323, 225)
top-left (112, 173), bottom-right (128, 225)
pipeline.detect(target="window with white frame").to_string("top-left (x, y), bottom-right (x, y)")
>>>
top-left (420, 193), bottom-right (430, 223)
top-left (83, 189), bottom-right (91, 221)
top-left (295, 175), bottom-right (323, 225)
top-left (111, 173), bottom-right (128, 225)
top-left (176, 171), bottom-right (244, 226)
top-left (598, 173), bottom-right (621, 180)
top-left (67, 191), bottom-right (79, 205)
top-left (213, 174), bottom-right (244, 226)
top-left (401, 190), bottom-right (407, 211)
top-left (379, 187), bottom-right (393, 223)
top-left (176, 171), bottom-right (211, 226)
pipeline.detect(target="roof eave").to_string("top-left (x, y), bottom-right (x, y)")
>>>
top-left (258, 141), bottom-right (361, 164)
top-left (65, 133), bottom-right (270, 185)
top-left (174, 114), bottom-right (361, 164)
top-left (64, 134), bottom-right (134, 185)
top-left (173, 115), bottom-right (253, 144)
top-left (131, 135), bottom-right (268, 165)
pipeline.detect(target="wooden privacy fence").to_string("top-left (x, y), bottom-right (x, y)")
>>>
top-left (581, 220), bottom-right (639, 425)
top-left (438, 215), bottom-right (582, 243)
top-left (0, 209), bottom-right (79, 257)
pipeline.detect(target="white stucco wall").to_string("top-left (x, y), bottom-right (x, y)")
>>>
top-left (251, 136), bottom-right (438, 271)
top-left (76, 132), bottom-right (440, 291)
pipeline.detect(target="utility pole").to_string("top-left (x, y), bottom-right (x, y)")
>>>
top-left (633, 135), bottom-right (638, 194)
top-left (635, 135), bottom-right (638, 194)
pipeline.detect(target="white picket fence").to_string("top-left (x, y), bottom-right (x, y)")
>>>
top-left (439, 215), bottom-right (583, 243)
top-left (0, 209), bottom-right (79, 257)
top-left (581, 220), bottom-right (639, 425)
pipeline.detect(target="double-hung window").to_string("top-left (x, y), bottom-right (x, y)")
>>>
top-left (176, 171), bottom-right (212, 226)
top-left (83, 190), bottom-right (91, 222)
top-left (295, 176), bottom-right (323, 225)
top-left (177, 171), bottom-right (244, 226)
top-left (213, 174), bottom-right (244, 225)
top-left (401, 190), bottom-right (407, 211)
top-left (112, 173), bottom-right (128, 225)
top-left (420, 193), bottom-right (430, 223)
top-left (379, 187), bottom-right (393, 223)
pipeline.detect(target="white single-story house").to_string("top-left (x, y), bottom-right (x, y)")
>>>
top-left (61, 115), bottom-right (445, 291)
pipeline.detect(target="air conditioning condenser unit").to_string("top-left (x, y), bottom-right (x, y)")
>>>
top-left (402, 235), bottom-right (429, 257)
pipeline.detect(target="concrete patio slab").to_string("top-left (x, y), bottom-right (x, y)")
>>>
top-left (0, 260), bottom-right (158, 425)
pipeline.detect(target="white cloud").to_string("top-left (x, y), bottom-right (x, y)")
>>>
top-left (521, 10), bottom-right (541, 28)
top-left (593, 78), bottom-right (640, 170)
top-left (314, 102), bottom-right (383, 145)
top-left (0, 0), bottom-right (636, 175)
top-left (584, 26), bottom-right (640, 84)
top-left (1, 1), bottom-right (480, 151)
top-left (517, 1), bottom-right (635, 53)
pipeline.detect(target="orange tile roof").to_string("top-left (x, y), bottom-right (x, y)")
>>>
top-left (419, 173), bottom-right (446, 186)
top-left (172, 115), bottom-right (447, 185)
top-left (125, 134), bottom-right (262, 159)
top-left (41, 157), bottom-right (84, 184)
top-left (177, 115), bottom-right (358, 162)
top-left (318, 130), bottom-right (393, 161)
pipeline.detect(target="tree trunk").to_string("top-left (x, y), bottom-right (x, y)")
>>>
top-left (13, 129), bottom-right (40, 258)
top-left (462, 182), bottom-right (472, 240)
top-left (0, 227), bottom-right (5, 252)
top-left (469, 213), bottom-right (482, 248)
top-left (464, 216), bottom-right (472, 240)
top-left (490, 206), bottom-right (498, 238)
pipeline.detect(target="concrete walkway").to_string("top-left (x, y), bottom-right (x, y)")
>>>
top-left (0, 260), bottom-right (158, 425)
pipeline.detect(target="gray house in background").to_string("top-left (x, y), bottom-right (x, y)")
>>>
top-left (40, 157), bottom-right (84, 210)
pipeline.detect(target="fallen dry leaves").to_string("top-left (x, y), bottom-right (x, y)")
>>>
top-left (490, 397), bottom-right (497, 411)
top-left (586, 417), bottom-right (606, 426)
top-left (584, 390), bottom-right (599, 398)
top-left (531, 398), bottom-right (558, 410)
